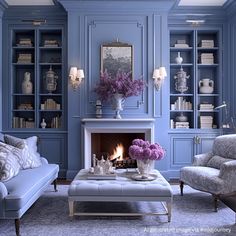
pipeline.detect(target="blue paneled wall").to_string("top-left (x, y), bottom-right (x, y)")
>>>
top-left (59, 0), bottom-right (174, 178)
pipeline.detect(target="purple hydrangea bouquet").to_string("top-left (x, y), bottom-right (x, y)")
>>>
top-left (129, 139), bottom-right (165, 178)
top-left (94, 70), bottom-right (145, 102)
top-left (129, 139), bottom-right (165, 160)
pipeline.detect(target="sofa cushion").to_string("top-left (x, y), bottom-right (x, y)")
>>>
top-left (0, 149), bottom-right (20, 182)
top-left (4, 163), bottom-right (59, 211)
top-left (207, 155), bottom-right (233, 169)
top-left (4, 135), bottom-right (41, 169)
top-left (180, 166), bottom-right (223, 194)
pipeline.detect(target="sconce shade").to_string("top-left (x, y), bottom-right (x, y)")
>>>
top-left (152, 66), bottom-right (167, 91)
top-left (152, 69), bottom-right (160, 79)
top-left (69, 67), bottom-right (84, 90)
top-left (69, 67), bottom-right (78, 80)
top-left (77, 69), bottom-right (85, 79)
top-left (159, 67), bottom-right (167, 77)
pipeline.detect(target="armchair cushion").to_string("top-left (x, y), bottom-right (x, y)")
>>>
top-left (193, 152), bottom-right (213, 166)
top-left (180, 166), bottom-right (223, 194)
top-left (207, 155), bottom-right (233, 169)
top-left (213, 134), bottom-right (236, 159)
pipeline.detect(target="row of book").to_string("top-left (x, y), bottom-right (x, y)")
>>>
top-left (171, 97), bottom-right (192, 111)
top-left (170, 119), bottom-right (189, 129)
top-left (51, 116), bottom-right (61, 128)
top-left (13, 117), bottom-right (35, 128)
top-left (174, 39), bottom-right (189, 48)
top-left (17, 53), bottom-right (32, 63)
top-left (40, 99), bottom-right (61, 110)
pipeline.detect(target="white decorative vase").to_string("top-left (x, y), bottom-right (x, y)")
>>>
top-left (199, 78), bottom-right (214, 94)
top-left (40, 118), bottom-right (47, 129)
top-left (112, 93), bottom-right (125, 119)
top-left (136, 159), bottom-right (154, 179)
top-left (175, 52), bottom-right (183, 65)
top-left (22, 72), bottom-right (33, 94)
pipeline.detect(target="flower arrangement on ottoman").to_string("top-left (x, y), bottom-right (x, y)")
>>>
top-left (129, 139), bottom-right (165, 179)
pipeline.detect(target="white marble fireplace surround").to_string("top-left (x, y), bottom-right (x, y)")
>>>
top-left (82, 118), bottom-right (155, 168)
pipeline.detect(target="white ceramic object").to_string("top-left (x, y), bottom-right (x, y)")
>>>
top-left (199, 78), bottom-right (214, 94)
top-left (22, 72), bottom-right (33, 94)
top-left (40, 118), bottom-right (47, 129)
top-left (175, 52), bottom-right (183, 65)
top-left (136, 159), bottom-right (154, 179)
top-left (112, 93), bottom-right (125, 119)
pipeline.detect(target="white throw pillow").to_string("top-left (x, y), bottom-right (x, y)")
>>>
top-left (4, 135), bottom-right (42, 169)
top-left (0, 147), bottom-right (20, 182)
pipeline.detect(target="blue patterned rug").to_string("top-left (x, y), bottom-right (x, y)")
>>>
top-left (0, 185), bottom-right (235, 236)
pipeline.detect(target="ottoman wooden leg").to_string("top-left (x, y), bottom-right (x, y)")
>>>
top-left (69, 200), bottom-right (74, 217)
top-left (180, 181), bottom-right (184, 196)
top-left (15, 219), bottom-right (20, 236)
top-left (167, 202), bottom-right (172, 222)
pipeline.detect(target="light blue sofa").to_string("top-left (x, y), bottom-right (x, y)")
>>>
top-left (0, 157), bottom-right (59, 236)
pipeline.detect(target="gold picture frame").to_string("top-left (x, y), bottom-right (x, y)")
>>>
top-left (101, 41), bottom-right (133, 79)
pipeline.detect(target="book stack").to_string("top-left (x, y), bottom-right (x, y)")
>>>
top-left (175, 122), bottom-right (189, 129)
top-left (200, 40), bottom-right (214, 48)
top-left (200, 116), bottom-right (213, 128)
top-left (200, 53), bottom-right (214, 64)
top-left (44, 39), bottom-right (59, 47)
top-left (17, 53), bottom-right (32, 63)
top-left (199, 103), bottom-right (214, 111)
top-left (41, 99), bottom-right (60, 110)
top-left (174, 39), bottom-right (189, 48)
top-left (17, 38), bottom-right (32, 47)
top-left (51, 116), bottom-right (61, 128)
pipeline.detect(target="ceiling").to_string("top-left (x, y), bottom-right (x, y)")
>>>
top-left (179, 0), bottom-right (227, 6)
top-left (4, 0), bottom-right (228, 6)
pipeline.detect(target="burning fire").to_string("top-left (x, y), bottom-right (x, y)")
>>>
top-left (110, 143), bottom-right (124, 161)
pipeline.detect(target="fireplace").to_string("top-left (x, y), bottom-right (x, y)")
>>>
top-left (91, 133), bottom-right (145, 168)
top-left (82, 118), bottom-right (155, 168)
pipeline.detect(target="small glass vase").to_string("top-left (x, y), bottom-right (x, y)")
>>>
top-left (136, 159), bottom-right (154, 179)
top-left (112, 93), bottom-right (125, 119)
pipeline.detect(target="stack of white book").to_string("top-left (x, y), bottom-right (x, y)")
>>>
top-left (200, 40), bottom-right (214, 48)
top-left (17, 38), bottom-right (32, 47)
top-left (174, 39), bottom-right (189, 48)
top-left (175, 122), bottom-right (189, 129)
top-left (199, 103), bottom-right (214, 111)
top-left (200, 116), bottom-right (213, 128)
top-left (200, 53), bottom-right (214, 64)
top-left (17, 53), bottom-right (32, 63)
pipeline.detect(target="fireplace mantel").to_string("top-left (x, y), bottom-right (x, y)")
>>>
top-left (82, 118), bottom-right (155, 168)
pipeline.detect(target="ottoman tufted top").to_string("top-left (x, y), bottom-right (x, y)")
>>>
top-left (68, 169), bottom-right (172, 198)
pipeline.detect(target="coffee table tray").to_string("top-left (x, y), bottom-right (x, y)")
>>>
top-left (86, 173), bottom-right (116, 180)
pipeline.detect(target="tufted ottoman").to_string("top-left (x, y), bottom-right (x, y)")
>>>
top-left (68, 169), bottom-right (173, 222)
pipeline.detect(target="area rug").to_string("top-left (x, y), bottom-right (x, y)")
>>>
top-left (0, 185), bottom-right (235, 236)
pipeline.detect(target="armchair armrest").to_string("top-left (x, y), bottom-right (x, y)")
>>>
top-left (219, 160), bottom-right (236, 194)
top-left (0, 182), bottom-right (7, 199)
top-left (40, 157), bottom-right (48, 164)
top-left (192, 152), bottom-right (213, 166)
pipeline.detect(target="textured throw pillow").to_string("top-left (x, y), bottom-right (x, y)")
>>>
top-left (0, 147), bottom-right (20, 182)
top-left (207, 155), bottom-right (233, 169)
top-left (4, 135), bottom-right (42, 169)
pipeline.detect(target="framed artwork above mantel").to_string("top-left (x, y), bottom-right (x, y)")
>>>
top-left (101, 41), bottom-right (133, 79)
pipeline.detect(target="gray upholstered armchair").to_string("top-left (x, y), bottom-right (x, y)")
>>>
top-left (180, 134), bottom-right (236, 211)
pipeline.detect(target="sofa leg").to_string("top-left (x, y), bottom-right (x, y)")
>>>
top-left (180, 181), bottom-right (184, 196)
top-left (213, 195), bottom-right (219, 212)
top-left (53, 179), bottom-right (58, 192)
top-left (15, 219), bottom-right (20, 236)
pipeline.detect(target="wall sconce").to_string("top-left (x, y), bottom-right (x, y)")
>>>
top-left (69, 67), bottom-right (84, 91)
top-left (152, 67), bottom-right (167, 91)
